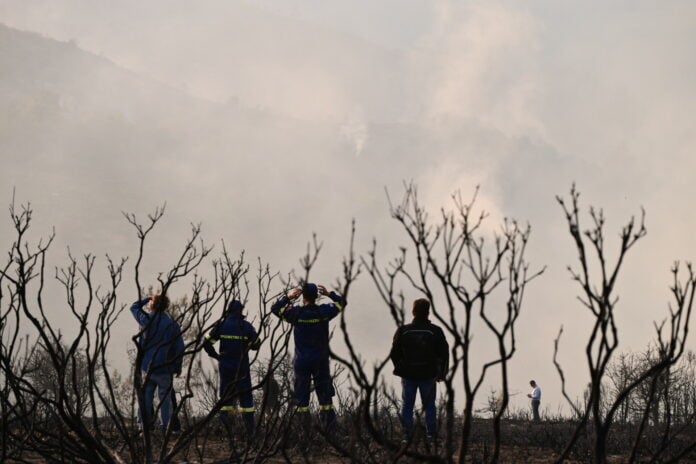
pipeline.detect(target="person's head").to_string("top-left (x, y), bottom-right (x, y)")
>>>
top-left (149, 294), bottom-right (170, 313)
top-left (226, 299), bottom-right (245, 317)
top-left (302, 283), bottom-right (318, 304)
top-left (412, 298), bottom-right (430, 320)
top-left (530, 380), bottom-right (537, 388)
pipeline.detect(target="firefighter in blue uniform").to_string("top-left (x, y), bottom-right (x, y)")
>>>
top-left (203, 299), bottom-right (260, 437)
top-left (271, 283), bottom-right (346, 429)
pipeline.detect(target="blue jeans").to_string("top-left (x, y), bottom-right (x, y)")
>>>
top-left (141, 371), bottom-right (173, 429)
top-left (401, 378), bottom-right (436, 437)
top-left (531, 399), bottom-right (541, 422)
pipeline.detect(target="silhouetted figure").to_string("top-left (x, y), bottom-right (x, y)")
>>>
top-left (528, 380), bottom-right (541, 422)
top-left (271, 283), bottom-right (346, 431)
top-left (203, 300), bottom-right (261, 439)
top-left (131, 294), bottom-right (184, 431)
top-left (390, 299), bottom-right (449, 441)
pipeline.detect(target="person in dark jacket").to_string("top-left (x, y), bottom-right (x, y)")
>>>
top-left (271, 283), bottom-right (346, 429)
top-left (203, 299), bottom-right (260, 437)
top-left (131, 294), bottom-right (185, 431)
top-left (390, 298), bottom-right (449, 440)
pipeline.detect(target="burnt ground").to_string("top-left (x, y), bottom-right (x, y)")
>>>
top-left (6, 418), bottom-right (696, 463)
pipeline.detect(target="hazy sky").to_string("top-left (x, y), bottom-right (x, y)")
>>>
top-left (1, 0), bottom-right (695, 413)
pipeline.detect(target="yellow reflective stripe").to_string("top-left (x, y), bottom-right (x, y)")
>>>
top-left (278, 306), bottom-right (288, 317)
top-left (238, 407), bottom-right (255, 413)
top-left (221, 405), bottom-right (236, 411)
top-left (319, 404), bottom-right (334, 411)
top-left (334, 302), bottom-right (344, 312)
top-left (296, 406), bottom-right (310, 413)
top-left (220, 335), bottom-right (248, 340)
top-left (205, 333), bottom-right (218, 343)
top-left (297, 318), bottom-right (324, 323)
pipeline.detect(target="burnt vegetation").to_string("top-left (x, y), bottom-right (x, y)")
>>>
top-left (2, 184), bottom-right (696, 463)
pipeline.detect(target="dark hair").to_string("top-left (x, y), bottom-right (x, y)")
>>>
top-left (412, 298), bottom-right (430, 319)
top-left (302, 283), bottom-right (318, 301)
top-left (226, 299), bottom-right (245, 315)
top-left (151, 294), bottom-right (170, 312)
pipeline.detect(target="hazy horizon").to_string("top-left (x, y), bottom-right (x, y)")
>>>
top-left (1, 0), bottom-right (695, 414)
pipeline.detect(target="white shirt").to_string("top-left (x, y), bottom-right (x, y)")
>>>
top-left (531, 385), bottom-right (541, 401)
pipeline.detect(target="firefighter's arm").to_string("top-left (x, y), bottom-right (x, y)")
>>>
top-left (202, 324), bottom-right (220, 359)
top-left (270, 296), bottom-right (289, 317)
top-left (318, 285), bottom-right (346, 315)
top-left (271, 288), bottom-right (301, 321)
top-left (202, 338), bottom-right (219, 359)
top-left (248, 324), bottom-right (261, 351)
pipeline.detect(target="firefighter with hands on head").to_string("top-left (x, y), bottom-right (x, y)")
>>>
top-left (271, 282), bottom-right (346, 431)
top-left (202, 299), bottom-right (261, 440)
top-left (130, 293), bottom-right (185, 432)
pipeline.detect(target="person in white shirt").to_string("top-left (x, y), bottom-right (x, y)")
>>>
top-left (527, 380), bottom-right (541, 422)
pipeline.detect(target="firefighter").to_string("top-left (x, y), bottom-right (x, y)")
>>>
top-left (203, 299), bottom-right (260, 438)
top-left (271, 283), bottom-right (346, 430)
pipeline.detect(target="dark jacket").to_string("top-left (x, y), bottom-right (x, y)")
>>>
top-left (271, 292), bottom-right (346, 368)
top-left (203, 312), bottom-right (260, 371)
top-left (390, 318), bottom-right (449, 380)
top-left (131, 298), bottom-right (185, 375)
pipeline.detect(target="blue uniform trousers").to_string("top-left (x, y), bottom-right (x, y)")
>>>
top-left (294, 358), bottom-right (335, 428)
top-left (219, 362), bottom-right (255, 434)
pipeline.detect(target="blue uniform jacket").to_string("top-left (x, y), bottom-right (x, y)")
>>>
top-left (203, 313), bottom-right (260, 371)
top-left (131, 299), bottom-right (185, 375)
top-left (271, 291), bottom-right (346, 367)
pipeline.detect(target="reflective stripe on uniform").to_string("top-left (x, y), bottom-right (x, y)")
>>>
top-left (238, 406), bottom-right (255, 413)
top-left (220, 335), bottom-right (248, 340)
top-left (319, 404), bottom-right (334, 411)
top-left (205, 333), bottom-right (218, 343)
top-left (221, 405), bottom-right (236, 412)
top-left (334, 302), bottom-right (344, 312)
top-left (296, 406), bottom-right (310, 412)
top-left (297, 318), bottom-right (323, 324)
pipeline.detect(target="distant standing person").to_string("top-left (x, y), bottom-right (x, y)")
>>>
top-left (528, 380), bottom-right (541, 422)
top-left (271, 283), bottom-right (346, 430)
top-left (390, 299), bottom-right (449, 442)
top-left (130, 294), bottom-right (185, 431)
top-left (203, 300), bottom-right (261, 439)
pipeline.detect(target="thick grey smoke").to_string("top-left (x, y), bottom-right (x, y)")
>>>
top-left (1, 0), bottom-right (695, 412)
